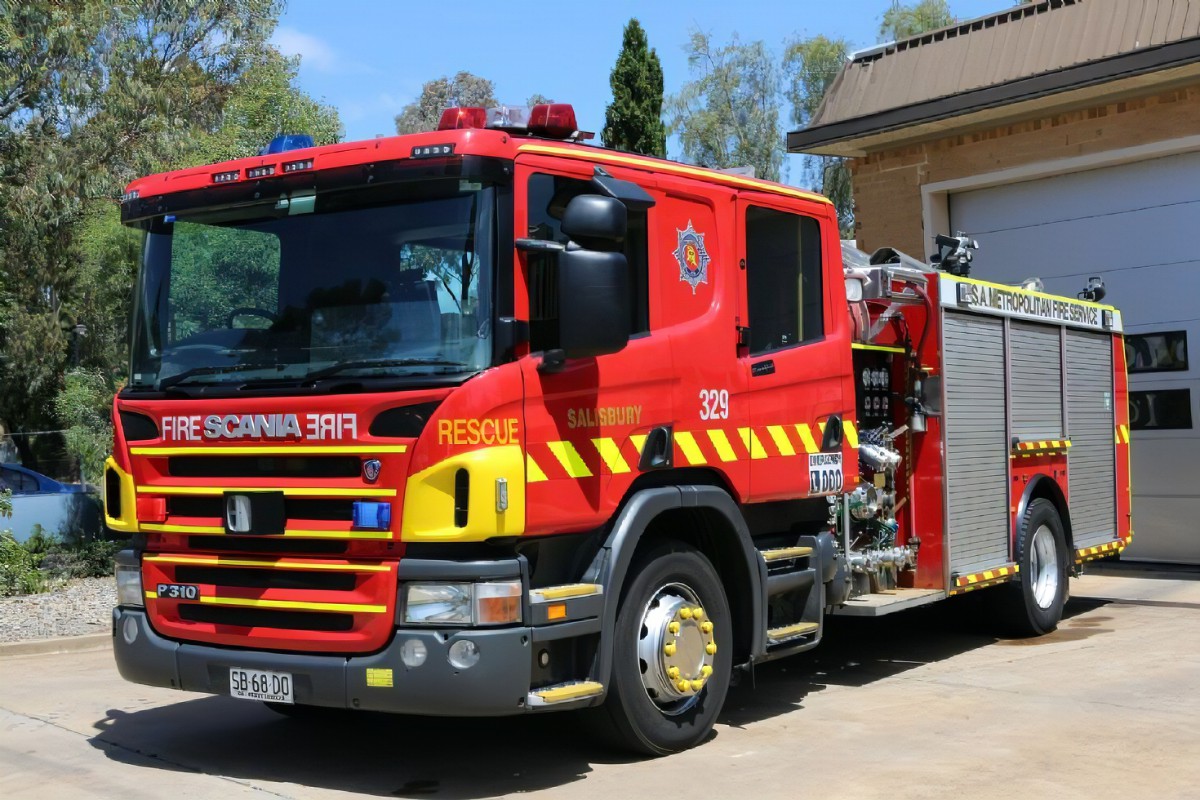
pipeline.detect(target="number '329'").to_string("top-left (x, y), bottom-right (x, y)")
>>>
top-left (699, 389), bottom-right (729, 420)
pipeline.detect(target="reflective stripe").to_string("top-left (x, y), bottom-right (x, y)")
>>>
top-left (674, 431), bottom-right (707, 465)
top-left (593, 437), bottom-right (632, 474)
top-left (140, 523), bottom-right (391, 540)
top-left (737, 428), bottom-right (768, 459)
top-left (144, 591), bottom-right (387, 614)
top-left (842, 420), bottom-right (859, 449)
top-left (794, 423), bottom-right (819, 454)
top-left (144, 554), bottom-right (389, 572)
top-left (139, 486), bottom-right (395, 497)
top-left (130, 445), bottom-right (407, 456)
top-left (1120, 424), bottom-right (1130, 444)
top-left (630, 434), bottom-right (648, 454)
top-left (526, 453), bottom-right (549, 483)
top-left (766, 425), bottom-right (796, 457)
top-left (547, 441), bottom-right (593, 478)
top-left (706, 429), bottom-right (738, 462)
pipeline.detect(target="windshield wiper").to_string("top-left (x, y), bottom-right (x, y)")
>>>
top-left (304, 358), bottom-right (471, 381)
top-left (158, 362), bottom-right (284, 389)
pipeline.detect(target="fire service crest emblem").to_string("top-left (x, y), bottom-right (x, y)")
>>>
top-left (674, 220), bottom-right (711, 294)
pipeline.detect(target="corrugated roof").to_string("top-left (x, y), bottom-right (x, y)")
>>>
top-left (793, 0), bottom-right (1200, 153)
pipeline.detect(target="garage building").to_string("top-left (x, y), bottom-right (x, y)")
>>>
top-left (789, 0), bottom-right (1200, 563)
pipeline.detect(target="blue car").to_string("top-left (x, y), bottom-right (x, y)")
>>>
top-left (0, 463), bottom-right (86, 495)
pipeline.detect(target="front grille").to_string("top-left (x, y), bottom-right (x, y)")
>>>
top-left (166, 496), bottom-right (355, 521)
top-left (168, 455), bottom-right (361, 479)
top-left (174, 565), bottom-right (357, 591)
top-left (179, 604), bottom-right (354, 632)
top-left (187, 536), bottom-right (348, 554)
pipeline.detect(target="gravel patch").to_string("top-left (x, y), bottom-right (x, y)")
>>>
top-left (0, 577), bottom-right (114, 643)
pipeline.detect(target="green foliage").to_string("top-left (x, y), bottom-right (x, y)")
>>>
top-left (0, 1), bottom-right (340, 473)
top-left (880, 0), bottom-right (955, 41)
top-left (53, 369), bottom-right (114, 486)
top-left (602, 19), bottom-right (667, 157)
top-left (784, 35), bottom-right (853, 233)
top-left (0, 492), bottom-right (46, 594)
top-left (667, 32), bottom-right (783, 182)
top-left (394, 72), bottom-right (497, 135)
top-left (40, 537), bottom-right (125, 579)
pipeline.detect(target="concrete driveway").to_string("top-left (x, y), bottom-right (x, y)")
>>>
top-left (1, 566), bottom-right (1197, 800)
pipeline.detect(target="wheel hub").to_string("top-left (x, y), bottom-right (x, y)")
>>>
top-left (637, 583), bottom-right (717, 708)
top-left (1030, 523), bottom-right (1059, 609)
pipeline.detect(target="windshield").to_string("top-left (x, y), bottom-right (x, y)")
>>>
top-left (128, 179), bottom-right (495, 391)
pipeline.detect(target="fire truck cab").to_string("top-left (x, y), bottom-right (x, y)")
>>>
top-left (107, 104), bottom-right (1131, 754)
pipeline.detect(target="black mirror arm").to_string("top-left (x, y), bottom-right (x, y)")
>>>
top-left (516, 238), bottom-right (566, 254)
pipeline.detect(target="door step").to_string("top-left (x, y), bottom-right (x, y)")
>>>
top-left (767, 621), bottom-right (819, 644)
top-left (760, 546), bottom-right (814, 563)
top-left (527, 681), bottom-right (604, 707)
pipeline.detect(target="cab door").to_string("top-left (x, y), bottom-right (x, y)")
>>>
top-left (737, 194), bottom-right (854, 502)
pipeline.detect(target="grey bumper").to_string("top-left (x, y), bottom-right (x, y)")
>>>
top-left (112, 607), bottom-right (534, 716)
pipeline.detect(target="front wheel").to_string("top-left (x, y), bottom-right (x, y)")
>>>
top-left (597, 542), bottom-right (732, 755)
top-left (995, 498), bottom-right (1069, 636)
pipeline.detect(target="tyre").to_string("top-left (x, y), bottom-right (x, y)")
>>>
top-left (596, 541), bottom-right (733, 756)
top-left (994, 498), bottom-right (1069, 636)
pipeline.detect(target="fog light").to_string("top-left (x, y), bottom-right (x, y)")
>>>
top-left (448, 639), bottom-right (481, 670)
top-left (400, 638), bottom-right (428, 668)
top-left (115, 563), bottom-right (144, 606)
top-left (122, 615), bottom-right (139, 645)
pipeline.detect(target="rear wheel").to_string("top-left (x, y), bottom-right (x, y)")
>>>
top-left (598, 542), bottom-right (732, 755)
top-left (995, 498), bottom-right (1069, 636)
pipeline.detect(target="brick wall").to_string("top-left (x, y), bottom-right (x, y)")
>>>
top-left (850, 83), bottom-right (1200, 258)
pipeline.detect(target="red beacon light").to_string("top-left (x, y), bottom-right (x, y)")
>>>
top-left (437, 106), bottom-right (488, 131)
top-left (433, 103), bottom-right (590, 140)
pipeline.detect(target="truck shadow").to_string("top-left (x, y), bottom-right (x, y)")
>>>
top-left (87, 595), bottom-right (1110, 798)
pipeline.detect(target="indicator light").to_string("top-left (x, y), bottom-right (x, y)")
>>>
top-left (283, 158), bottom-right (314, 173)
top-left (212, 170), bottom-right (240, 183)
top-left (246, 165), bottom-right (276, 179)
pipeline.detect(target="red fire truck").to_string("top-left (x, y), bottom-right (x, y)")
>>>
top-left (107, 103), bottom-right (1132, 755)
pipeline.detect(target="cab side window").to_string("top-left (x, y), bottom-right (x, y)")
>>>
top-left (526, 173), bottom-right (649, 352)
top-left (745, 206), bottom-right (823, 355)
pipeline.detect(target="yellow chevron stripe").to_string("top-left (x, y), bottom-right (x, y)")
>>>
top-left (630, 434), bottom-right (647, 455)
top-left (842, 420), bottom-right (859, 449)
top-left (707, 429), bottom-right (738, 462)
top-left (547, 441), bottom-right (593, 478)
top-left (144, 555), bottom-right (389, 572)
top-left (1120, 424), bottom-right (1130, 444)
top-left (130, 445), bottom-right (408, 456)
top-left (766, 425), bottom-right (796, 457)
top-left (794, 423), bottom-right (819, 454)
top-left (526, 453), bottom-right (548, 483)
top-left (674, 431), bottom-right (706, 465)
top-left (737, 428), bottom-right (768, 460)
top-left (138, 485), bottom-right (396, 497)
top-left (592, 437), bottom-right (632, 474)
top-left (144, 591), bottom-right (386, 614)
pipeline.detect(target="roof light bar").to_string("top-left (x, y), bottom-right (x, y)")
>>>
top-left (437, 107), bottom-right (488, 131)
top-left (434, 102), bottom-right (588, 140)
top-left (528, 104), bottom-right (579, 139)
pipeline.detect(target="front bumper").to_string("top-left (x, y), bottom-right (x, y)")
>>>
top-left (112, 607), bottom-right (535, 716)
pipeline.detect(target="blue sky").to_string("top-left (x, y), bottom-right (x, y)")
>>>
top-left (274, 0), bottom-right (1012, 184)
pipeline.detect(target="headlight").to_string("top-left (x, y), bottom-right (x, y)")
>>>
top-left (404, 579), bottom-right (522, 626)
top-left (115, 563), bottom-right (144, 606)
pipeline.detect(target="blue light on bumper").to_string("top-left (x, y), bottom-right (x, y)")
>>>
top-left (352, 501), bottom-right (392, 530)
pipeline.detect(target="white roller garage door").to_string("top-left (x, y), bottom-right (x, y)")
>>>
top-left (949, 150), bottom-right (1200, 563)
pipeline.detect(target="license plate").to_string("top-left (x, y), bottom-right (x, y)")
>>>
top-left (229, 667), bottom-right (294, 703)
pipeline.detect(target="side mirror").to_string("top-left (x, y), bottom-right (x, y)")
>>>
top-left (555, 246), bottom-right (631, 360)
top-left (561, 194), bottom-right (626, 250)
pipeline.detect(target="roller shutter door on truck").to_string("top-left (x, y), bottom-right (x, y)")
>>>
top-left (942, 311), bottom-right (1010, 574)
top-left (1009, 321), bottom-right (1064, 442)
top-left (1066, 330), bottom-right (1117, 547)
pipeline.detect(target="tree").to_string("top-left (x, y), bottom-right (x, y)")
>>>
top-left (784, 35), bottom-right (852, 232)
top-left (526, 93), bottom-right (553, 107)
top-left (601, 19), bottom-right (666, 157)
top-left (394, 72), bottom-right (496, 134)
top-left (667, 32), bottom-right (783, 182)
top-left (880, 0), bottom-right (955, 41)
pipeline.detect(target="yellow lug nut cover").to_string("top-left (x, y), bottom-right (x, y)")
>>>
top-left (706, 642), bottom-right (717, 655)
top-left (668, 621), bottom-right (681, 634)
top-left (667, 666), bottom-right (680, 680)
top-left (663, 641), bottom-right (676, 656)
top-left (676, 679), bottom-right (692, 693)
top-left (690, 679), bottom-right (705, 692)
top-left (701, 665), bottom-right (713, 678)
top-left (692, 608), bottom-right (704, 620)
top-left (700, 621), bottom-right (713, 634)
top-left (679, 607), bottom-right (693, 620)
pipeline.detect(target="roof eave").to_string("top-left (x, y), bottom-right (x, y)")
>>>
top-left (788, 37), bottom-right (1200, 157)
